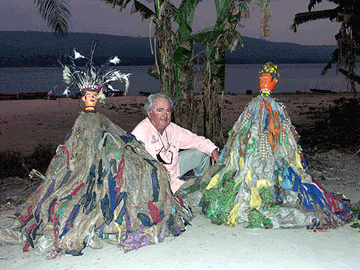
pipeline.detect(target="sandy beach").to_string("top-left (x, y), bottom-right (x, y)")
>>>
top-left (1, 92), bottom-right (360, 270)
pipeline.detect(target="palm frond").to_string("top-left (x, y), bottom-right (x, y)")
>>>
top-left (35, 0), bottom-right (71, 36)
top-left (228, 2), bottom-right (247, 22)
top-left (214, 0), bottom-right (233, 29)
top-left (131, 0), bottom-right (155, 19)
top-left (174, 0), bottom-right (201, 25)
top-left (291, 8), bottom-right (339, 32)
top-left (176, 23), bottom-right (193, 41)
top-left (154, 0), bottom-right (164, 17)
top-left (190, 27), bottom-right (220, 45)
top-left (308, 0), bottom-right (323, 12)
top-left (214, 0), bottom-right (233, 20)
top-left (100, 0), bottom-right (132, 11)
top-left (172, 46), bottom-right (192, 66)
top-left (321, 48), bottom-right (339, 75)
top-left (236, 1), bottom-right (250, 19)
top-left (338, 68), bottom-right (360, 84)
top-left (174, 0), bottom-right (201, 40)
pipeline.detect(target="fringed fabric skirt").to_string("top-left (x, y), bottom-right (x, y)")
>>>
top-left (201, 95), bottom-right (352, 229)
top-left (19, 112), bottom-right (192, 255)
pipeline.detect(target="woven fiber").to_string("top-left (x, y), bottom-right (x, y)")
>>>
top-left (19, 112), bottom-right (192, 255)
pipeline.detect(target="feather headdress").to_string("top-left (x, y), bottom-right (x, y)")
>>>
top-left (57, 44), bottom-right (131, 102)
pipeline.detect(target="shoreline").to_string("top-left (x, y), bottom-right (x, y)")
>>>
top-left (0, 92), bottom-right (356, 154)
top-left (0, 90), bottom-right (352, 96)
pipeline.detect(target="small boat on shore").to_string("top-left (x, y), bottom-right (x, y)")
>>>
top-left (310, 88), bottom-right (336, 93)
top-left (139, 91), bottom-right (152, 96)
top-left (0, 93), bottom-right (17, 100)
top-left (110, 90), bottom-right (124, 97)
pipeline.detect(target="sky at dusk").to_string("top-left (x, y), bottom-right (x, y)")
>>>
top-left (1, 0), bottom-right (340, 46)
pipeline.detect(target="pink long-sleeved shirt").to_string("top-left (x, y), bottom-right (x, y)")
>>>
top-left (132, 118), bottom-right (217, 193)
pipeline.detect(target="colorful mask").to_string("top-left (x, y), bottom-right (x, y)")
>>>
top-left (258, 62), bottom-right (280, 95)
top-left (259, 73), bottom-right (278, 92)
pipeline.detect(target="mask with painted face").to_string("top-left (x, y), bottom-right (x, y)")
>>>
top-left (259, 73), bottom-right (278, 93)
top-left (81, 89), bottom-right (99, 112)
top-left (258, 62), bottom-right (280, 96)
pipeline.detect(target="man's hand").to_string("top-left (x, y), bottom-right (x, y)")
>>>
top-left (211, 149), bottom-right (220, 166)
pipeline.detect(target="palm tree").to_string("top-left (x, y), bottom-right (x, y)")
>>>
top-left (291, 0), bottom-right (359, 94)
top-left (195, 0), bottom-right (247, 143)
top-left (186, 0), bottom-right (273, 143)
top-left (171, 0), bottom-right (202, 132)
top-left (102, 0), bottom-right (203, 132)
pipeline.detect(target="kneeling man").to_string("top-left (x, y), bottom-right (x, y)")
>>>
top-left (132, 93), bottom-right (219, 193)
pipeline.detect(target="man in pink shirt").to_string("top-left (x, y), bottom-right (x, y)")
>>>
top-left (132, 93), bottom-right (220, 194)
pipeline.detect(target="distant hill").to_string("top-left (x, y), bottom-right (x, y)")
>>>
top-left (0, 31), bottom-right (338, 67)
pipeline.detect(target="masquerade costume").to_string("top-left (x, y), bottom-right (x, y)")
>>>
top-left (201, 63), bottom-right (352, 229)
top-left (18, 47), bottom-right (192, 256)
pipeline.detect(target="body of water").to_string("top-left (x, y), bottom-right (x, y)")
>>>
top-left (0, 63), bottom-right (351, 96)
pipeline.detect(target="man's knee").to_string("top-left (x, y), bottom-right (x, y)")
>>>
top-left (179, 149), bottom-right (210, 177)
top-left (193, 151), bottom-right (210, 177)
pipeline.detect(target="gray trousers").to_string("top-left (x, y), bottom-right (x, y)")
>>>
top-left (178, 149), bottom-right (210, 179)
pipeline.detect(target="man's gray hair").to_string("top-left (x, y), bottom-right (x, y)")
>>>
top-left (144, 92), bottom-right (174, 116)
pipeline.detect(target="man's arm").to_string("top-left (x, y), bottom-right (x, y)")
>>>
top-left (173, 124), bottom-right (219, 163)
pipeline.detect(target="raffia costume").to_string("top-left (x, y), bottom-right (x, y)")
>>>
top-left (200, 63), bottom-right (352, 229)
top-left (18, 48), bottom-right (192, 256)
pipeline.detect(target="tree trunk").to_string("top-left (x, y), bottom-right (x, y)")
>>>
top-left (172, 58), bottom-right (199, 133)
top-left (156, 16), bottom-right (174, 97)
top-left (201, 46), bottom-right (225, 146)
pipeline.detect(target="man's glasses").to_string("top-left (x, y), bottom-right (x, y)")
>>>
top-left (156, 145), bottom-right (173, 165)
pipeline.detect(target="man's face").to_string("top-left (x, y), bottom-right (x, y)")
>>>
top-left (82, 91), bottom-right (98, 107)
top-left (147, 97), bottom-right (172, 134)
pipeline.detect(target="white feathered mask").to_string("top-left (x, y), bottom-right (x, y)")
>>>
top-left (58, 45), bottom-right (131, 102)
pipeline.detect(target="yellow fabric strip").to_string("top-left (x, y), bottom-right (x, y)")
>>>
top-left (250, 187), bottom-right (261, 210)
top-left (226, 199), bottom-right (244, 227)
top-left (246, 169), bottom-right (252, 184)
top-left (113, 210), bottom-right (122, 243)
top-left (206, 174), bottom-right (220, 190)
top-left (250, 179), bottom-right (271, 210)
top-left (257, 178), bottom-right (271, 189)
top-left (239, 157), bottom-right (244, 171)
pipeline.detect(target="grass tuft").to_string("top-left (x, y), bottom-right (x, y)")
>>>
top-left (298, 97), bottom-right (360, 150)
top-left (0, 143), bottom-right (56, 179)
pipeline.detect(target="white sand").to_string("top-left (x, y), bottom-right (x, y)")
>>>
top-left (1, 213), bottom-right (359, 270)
